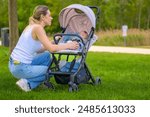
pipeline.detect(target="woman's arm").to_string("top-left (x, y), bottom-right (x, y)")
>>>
top-left (33, 25), bottom-right (79, 52)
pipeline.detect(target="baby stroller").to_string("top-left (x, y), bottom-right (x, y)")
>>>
top-left (44, 4), bottom-right (101, 92)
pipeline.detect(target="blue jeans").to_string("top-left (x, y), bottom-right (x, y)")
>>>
top-left (60, 62), bottom-right (80, 73)
top-left (9, 51), bottom-right (51, 89)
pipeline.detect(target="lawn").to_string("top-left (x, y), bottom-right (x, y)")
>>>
top-left (0, 46), bottom-right (150, 100)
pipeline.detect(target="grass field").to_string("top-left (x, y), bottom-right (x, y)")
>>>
top-left (0, 46), bottom-right (150, 100)
top-left (95, 29), bottom-right (150, 47)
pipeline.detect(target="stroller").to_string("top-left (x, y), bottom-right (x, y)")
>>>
top-left (44, 4), bottom-right (101, 92)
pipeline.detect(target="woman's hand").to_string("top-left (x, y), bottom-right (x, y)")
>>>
top-left (67, 41), bottom-right (79, 50)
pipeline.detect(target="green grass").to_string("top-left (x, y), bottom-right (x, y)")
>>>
top-left (0, 46), bottom-right (150, 100)
top-left (95, 35), bottom-right (146, 47)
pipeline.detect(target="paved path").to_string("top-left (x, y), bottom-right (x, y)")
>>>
top-left (0, 40), bottom-right (150, 54)
top-left (89, 46), bottom-right (150, 55)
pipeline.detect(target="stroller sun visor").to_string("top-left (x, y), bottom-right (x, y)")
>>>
top-left (59, 4), bottom-right (96, 34)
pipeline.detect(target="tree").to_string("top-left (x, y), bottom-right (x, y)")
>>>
top-left (8, 0), bottom-right (19, 53)
top-left (137, 0), bottom-right (143, 29)
top-left (0, 0), bottom-right (8, 29)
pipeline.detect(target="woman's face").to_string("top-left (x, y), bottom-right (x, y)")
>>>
top-left (43, 10), bottom-right (53, 26)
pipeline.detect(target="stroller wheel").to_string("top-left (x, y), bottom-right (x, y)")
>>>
top-left (72, 83), bottom-right (78, 91)
top-left (69, 87), bottom-right (73, 92)
top-left (95, 77), bottom-right (101, 85)
top-left (44, 81), bottom-right (55, 90)
top-left (68, 82), bottom-right (78, 92)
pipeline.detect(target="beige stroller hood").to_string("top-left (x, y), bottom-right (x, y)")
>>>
top-left (59, 4), bottom-right (96, 34)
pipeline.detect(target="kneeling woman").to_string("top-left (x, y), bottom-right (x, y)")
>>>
top-left (9, 5), bottom-right (79, 92)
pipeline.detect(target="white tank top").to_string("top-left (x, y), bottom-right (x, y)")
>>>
top-left (11, 26), bottom-right (43, 64)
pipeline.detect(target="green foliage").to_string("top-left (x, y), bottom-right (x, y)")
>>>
top-left (94, 28), bottom-right (150, 47)
top-left (95, 28), bottom-right (150, 47)
top-left (95, 35), bottom-right (123, 46)
top-left (0, 0), bottom-right (9, 32)
top-left (0, 0), bottom-right (150, 35)
top-left (95, 34), bottom-right (147, 47)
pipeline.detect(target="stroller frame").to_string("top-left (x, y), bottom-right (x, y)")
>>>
top-left (44, 5), bottom-right (101, 92)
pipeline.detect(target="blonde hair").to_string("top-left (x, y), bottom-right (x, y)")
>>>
top-left (29, 5), bottom-right (49, 24)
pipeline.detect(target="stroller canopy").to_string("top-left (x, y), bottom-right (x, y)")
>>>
top-left (59, 4), bottom-right (96, 34)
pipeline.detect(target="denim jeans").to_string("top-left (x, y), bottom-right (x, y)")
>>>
top-left (60, 62), bottom-right (80, 73)
top-left (9, 51), bottom-right (51, 89)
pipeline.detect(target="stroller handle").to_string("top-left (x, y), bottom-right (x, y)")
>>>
top-left (53, 33), bottom-right (86, 46)
top-left (88, 6), bottom-right (100, 22)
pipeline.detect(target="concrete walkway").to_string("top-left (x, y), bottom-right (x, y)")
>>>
top-left (1, 40), bottom-right (150, 54)
top-left (89, 46), bottom-right (150, 55)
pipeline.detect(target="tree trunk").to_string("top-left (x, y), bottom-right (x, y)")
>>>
top-left (147, 8), bottom-right (150, 29)
top-left (8, 0), bottom-right (19, 53)
top-left (137, 0), bottom-right (143, 29)
top-left (138, 6), bottom-right (142, 29)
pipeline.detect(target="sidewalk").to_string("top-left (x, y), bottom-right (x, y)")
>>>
top-left (1, 40), bottom-right (150, 54)
top-left (89, 46), bottom-right (150, 55)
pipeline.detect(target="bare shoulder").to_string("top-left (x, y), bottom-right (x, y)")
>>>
top-left (32, 24), bottom-right (46, 35)
top-left (32, 24), bottom-right (44, 31)
top-left (31, 24), bottom-right (45, 40)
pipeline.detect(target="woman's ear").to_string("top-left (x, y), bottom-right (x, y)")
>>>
top-left (41, 14), bottom-right (45, 20)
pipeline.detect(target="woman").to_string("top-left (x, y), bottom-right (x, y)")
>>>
top-left (9, 5), bottom-right (79, 92)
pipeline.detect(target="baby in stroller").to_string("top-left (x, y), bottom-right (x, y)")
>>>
top-left (58, 30), bottom-right (88, 73)
top-left (59, 30), bottom-right (88, 51)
